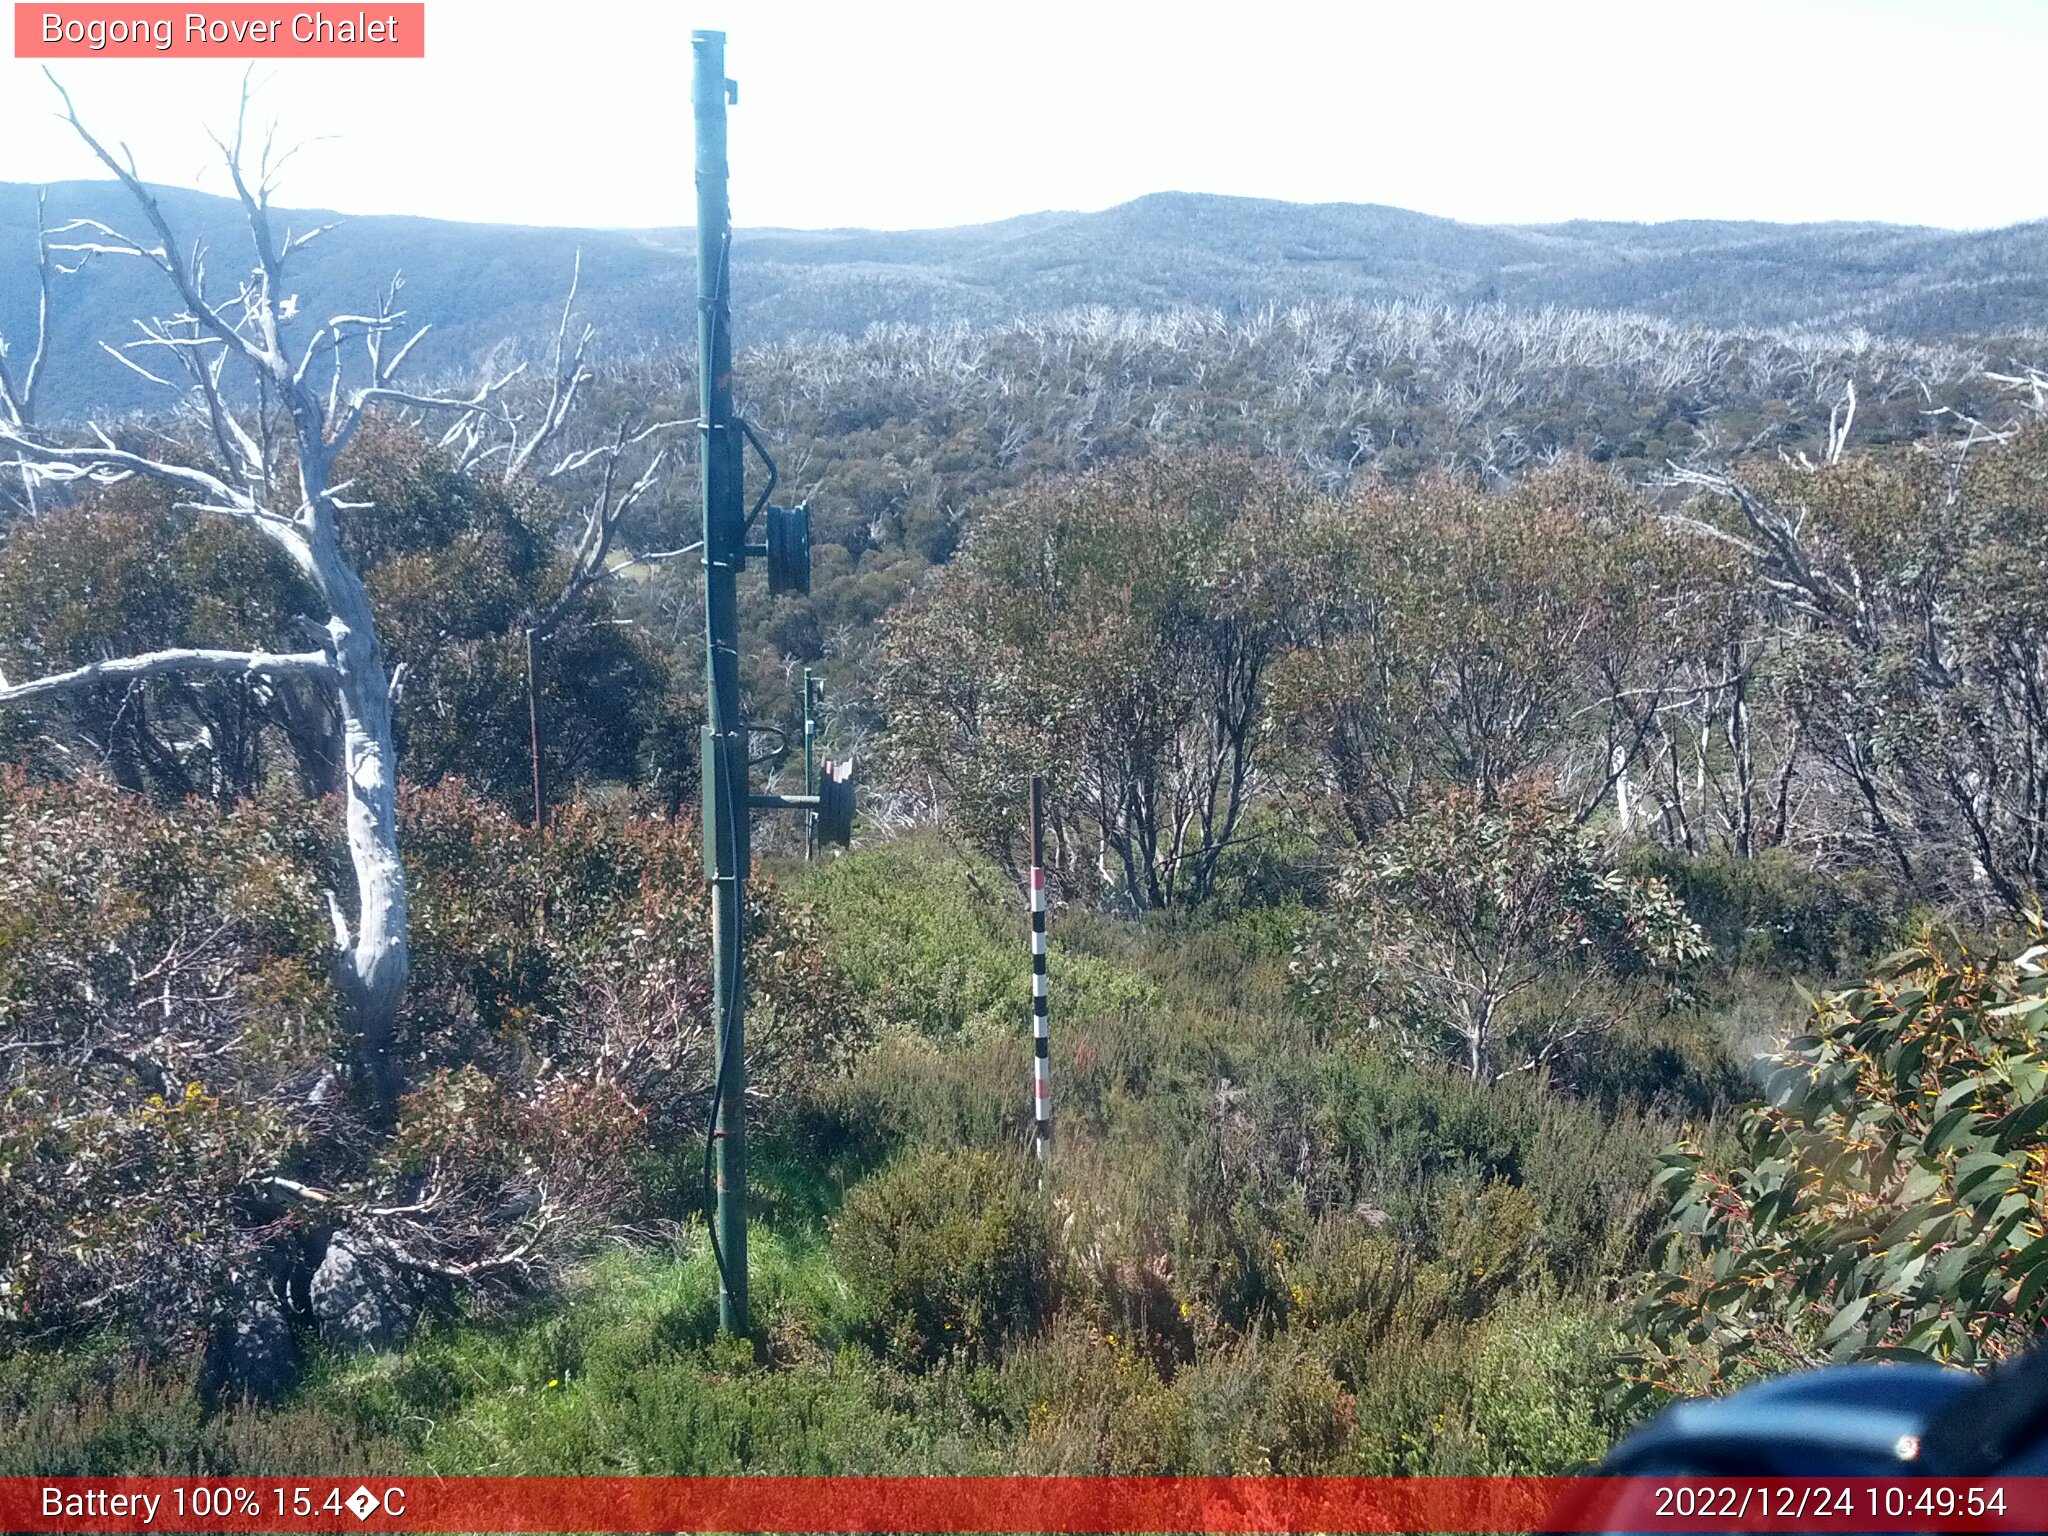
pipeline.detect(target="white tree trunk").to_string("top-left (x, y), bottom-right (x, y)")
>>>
top-left (0, 80), bottom-right (504, 1108)
top-left (326, 581), bottom-right (409, 1094)
top-left (3, 80), bottom-right (670, 1105)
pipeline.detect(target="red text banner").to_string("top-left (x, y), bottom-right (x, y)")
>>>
top-left (3, 1476), bottom-right (2048, 1533)
top-left (14, 5), bottom-right (424, 58)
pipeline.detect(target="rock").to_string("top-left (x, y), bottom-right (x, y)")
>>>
top-left (309, 1231), bottom-right (419, 1351)
top-left (203, 1289), bottom-right (299, 1405)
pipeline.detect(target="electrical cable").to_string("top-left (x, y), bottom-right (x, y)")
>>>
top-left (701, 720), bottom-right (745, 1317)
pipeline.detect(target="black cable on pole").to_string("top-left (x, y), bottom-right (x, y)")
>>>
top-left (702, 737), bottom-right (745, 1309)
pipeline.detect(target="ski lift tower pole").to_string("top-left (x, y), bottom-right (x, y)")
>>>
top-left (694, 27), bottom-right (749, 1337)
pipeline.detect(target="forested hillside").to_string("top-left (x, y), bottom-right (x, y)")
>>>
top-left (622, 299), bottom-right (2019, 751)
top-left (6, 179), bottom-right (2048, 417)
top-left (6, 131), bottom-right (2048, 1485)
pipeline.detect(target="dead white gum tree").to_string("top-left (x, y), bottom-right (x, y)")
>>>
top-left (0, 189), bottom-right (57, 519)
top-left (441, 252), bottom-right (691, 636)
top-left (0, 78), bottom-right (525, 1105)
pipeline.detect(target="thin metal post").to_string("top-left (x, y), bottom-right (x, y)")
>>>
top-left (695, 27), bottom-right (748, 1336)
top-left (1029, 776), bottom-right (1051, 1161)
top-left (803, 670), bottom-right (817, 860)
top-left (524, 627), bottom-right (546, 832)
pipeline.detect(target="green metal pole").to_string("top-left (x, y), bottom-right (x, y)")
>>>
top-left (694, 28), bottom-right (748, 1336)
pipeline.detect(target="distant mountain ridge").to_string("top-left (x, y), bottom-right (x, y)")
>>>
top-left (4, 182), bottom-right (2045, 418)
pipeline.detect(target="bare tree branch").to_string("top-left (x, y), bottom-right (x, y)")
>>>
top-left (0, 190), bottom-right (58, 515)
top-left (504, 250), bottom-right (593, 482)
top-left (532, 432), bottom-right (679, 638)
top-left (0, 646), bottom-right (335, 705)
top-left (0, 191), bottom-right (55, 426)
top-left (42, 70), bottom-right (281, 382)
top-left (1661, 462), bottom-right (1874, 646)
top-left (0, 423), bottom-right (279, 520)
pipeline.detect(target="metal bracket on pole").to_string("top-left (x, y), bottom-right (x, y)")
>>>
top-left (816, 760), bottom-right (855, 848)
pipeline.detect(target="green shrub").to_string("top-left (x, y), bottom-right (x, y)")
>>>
top-left (1342, 1317), bottom-right (1486, 1474)
top-left (810, 1028), bottom-right (1021, 1172)
top-left (1297, 785), bottom-right (1707, 1083)
top-left (1625, 844), bottom-right (1905, 980)
top-left (1285, 1218), bottom-right (1407, 1338)
top-left (1172, 1335), bottom-right (1354, 1472)
top-left (0, 772), bottom-right (856, 1379)
top-left (1182, 1185), bottom-right (1301, 1335)
top-left (835, 1148), bottom-right (1056, 1367)
top-left (792, 838), bottom-right (1152, 1039)
top-left (1569, 1002), bottom-right (1750, 1120)
top-left (1466, 1291), bottom-right (1624, 1473)
top-left (0, 1357), bottom-right (405, 1475)
top-left (1631, 929), bottom-right (2048, 1397)
top-left (1006, 1322), bottom-right (1191, 1473)
top-left (1334, 1288), bottom-right (1624, 1476)
top-left (1010, 1327), bottom-right (1355, 1475)
top-left (1318, 1046), bottom-right (1677, 1285)
top-left (789, 840), bottom-right (1017, 1037)
top-left (1432, 1179), bottom-right (1544, 1306)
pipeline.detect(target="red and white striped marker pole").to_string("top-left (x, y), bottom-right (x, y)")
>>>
top-left (1029, 775), bottom-right (1051, 1162)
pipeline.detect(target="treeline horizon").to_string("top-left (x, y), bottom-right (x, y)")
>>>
top-left (10, 173), bottom-right (2048, 420)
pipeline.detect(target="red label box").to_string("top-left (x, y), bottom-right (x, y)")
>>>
top-left (14, 4), bottom-right (425, 57)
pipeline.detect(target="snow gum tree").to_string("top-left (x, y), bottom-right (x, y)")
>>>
top-left (0, 82), bottom-right (517, 1103)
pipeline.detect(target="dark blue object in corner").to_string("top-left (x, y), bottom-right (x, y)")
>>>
top-left (1600, 1363), bottom-right (1979, 1477)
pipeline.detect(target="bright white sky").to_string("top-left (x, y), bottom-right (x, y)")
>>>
top-left (2, 0), bottom-right (2044, 232)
